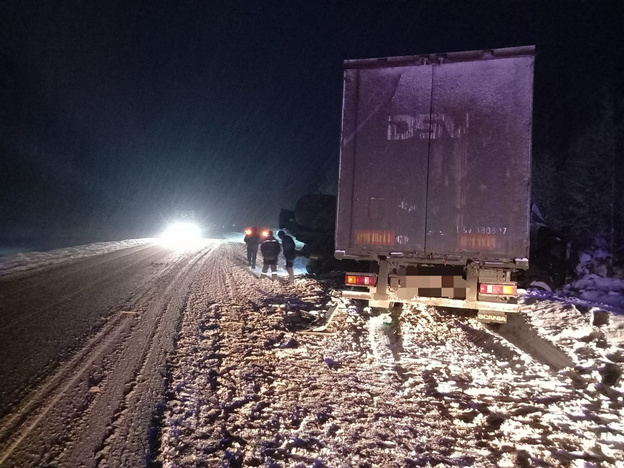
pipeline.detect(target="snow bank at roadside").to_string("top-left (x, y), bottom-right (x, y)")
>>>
top-left (562, 238), bottom-right (624, 311)
top-left (0, 239), bottom-right (153, 275)
top-left (564, 275), bottom-right (624, 311)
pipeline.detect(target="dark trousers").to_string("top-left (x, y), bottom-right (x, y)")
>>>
top-left (262, 259), bottom-right (277, 273)
top-left (247, 247), bottom-right (258, 268)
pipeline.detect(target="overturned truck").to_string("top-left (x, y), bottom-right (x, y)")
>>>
top-left (335, 46), bottom-right (536, 323)
top-left (279, 194), bottom-right (338, 275)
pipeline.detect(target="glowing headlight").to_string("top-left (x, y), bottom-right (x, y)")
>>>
top-left (162, 222), bottom-right (201, 239)
top-left (159, 221), bottom-right (203, 249)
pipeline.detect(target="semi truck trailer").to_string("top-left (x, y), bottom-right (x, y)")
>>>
top-left (335, 46), bottom-right (535, 323)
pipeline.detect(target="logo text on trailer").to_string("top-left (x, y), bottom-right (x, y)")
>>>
top-left (354, 230), bottom-right (395, 246)
top-left (387, 113), bottom-right (469, 141)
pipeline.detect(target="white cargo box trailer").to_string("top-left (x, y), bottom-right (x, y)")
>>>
top-left (335, 46), bottom-right (535, 322)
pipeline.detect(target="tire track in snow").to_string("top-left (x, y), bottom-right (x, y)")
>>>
top-left (491, 312), bottom-right (575, 371)
top-left (0, 310), bottom-right (133, 466)
top-left (0, 245), bottom-right (172, 415)
top-left (159, 242), bottom-right (304, 465)
top-left (88, 244), bottom-right (218, 468)
top-left (0, 244), bottom-right (162, 333)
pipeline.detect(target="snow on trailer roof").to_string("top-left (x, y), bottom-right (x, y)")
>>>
top-left (344, 45), bottom-right (536, 68)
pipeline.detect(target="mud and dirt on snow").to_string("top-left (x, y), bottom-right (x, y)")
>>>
top-left (158, 242), bottom-right (624, 467)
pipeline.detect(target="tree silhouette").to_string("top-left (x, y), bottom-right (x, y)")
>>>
top-left (563, 85), bottom-right (622, 265)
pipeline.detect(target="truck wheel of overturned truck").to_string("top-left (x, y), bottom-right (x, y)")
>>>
top-left (528, 272), bottom-right (555, 292)
top-left (522, 268), bottom-right (557, 292)
top-left (529, 280), bottom-right (552, 292)
top-left (306, 256), bottom-right (341, 275)
top-left (306, 259), bottom-right (321, 275)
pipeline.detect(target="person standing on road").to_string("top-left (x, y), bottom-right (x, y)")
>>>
top-left (260, 230), bottom-right (281, 280)
top-left (278, 230), bottom-right (296, 284)
top-left (244, 227), bottom-right (261, 268)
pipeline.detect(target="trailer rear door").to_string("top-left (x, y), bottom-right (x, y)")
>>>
top-left (338, 65), bottom-right (432, 256)
top-left (425, 53), bottom-right (534, 258)
top-left (336, 47), bottom-right (534, 262)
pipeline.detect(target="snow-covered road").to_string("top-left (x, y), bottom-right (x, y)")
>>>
top-left (0, 241), bottom-right (216, 466)
top-left (0, 240), bottom-right (622, 467)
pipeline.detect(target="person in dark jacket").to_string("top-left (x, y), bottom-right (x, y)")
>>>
top-left (244, 227), bottom-right (261, 268)
top-left (278, 230), bottom-right (296, 283)
top-left (260, 230), bottom-right (281, 279)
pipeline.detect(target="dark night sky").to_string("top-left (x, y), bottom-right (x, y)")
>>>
top-left (1, 1), bottom-right (623, 248)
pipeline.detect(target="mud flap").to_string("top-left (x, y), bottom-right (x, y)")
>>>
top-left (477, 310), bottom-right (507, 324)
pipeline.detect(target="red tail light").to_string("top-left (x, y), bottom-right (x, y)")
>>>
top-left (244, 228), bottom-right (252, 235)
top-left (479, 284), bottom-right (517, 295)
top-left (345, 274), bottom-right (377, 286)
